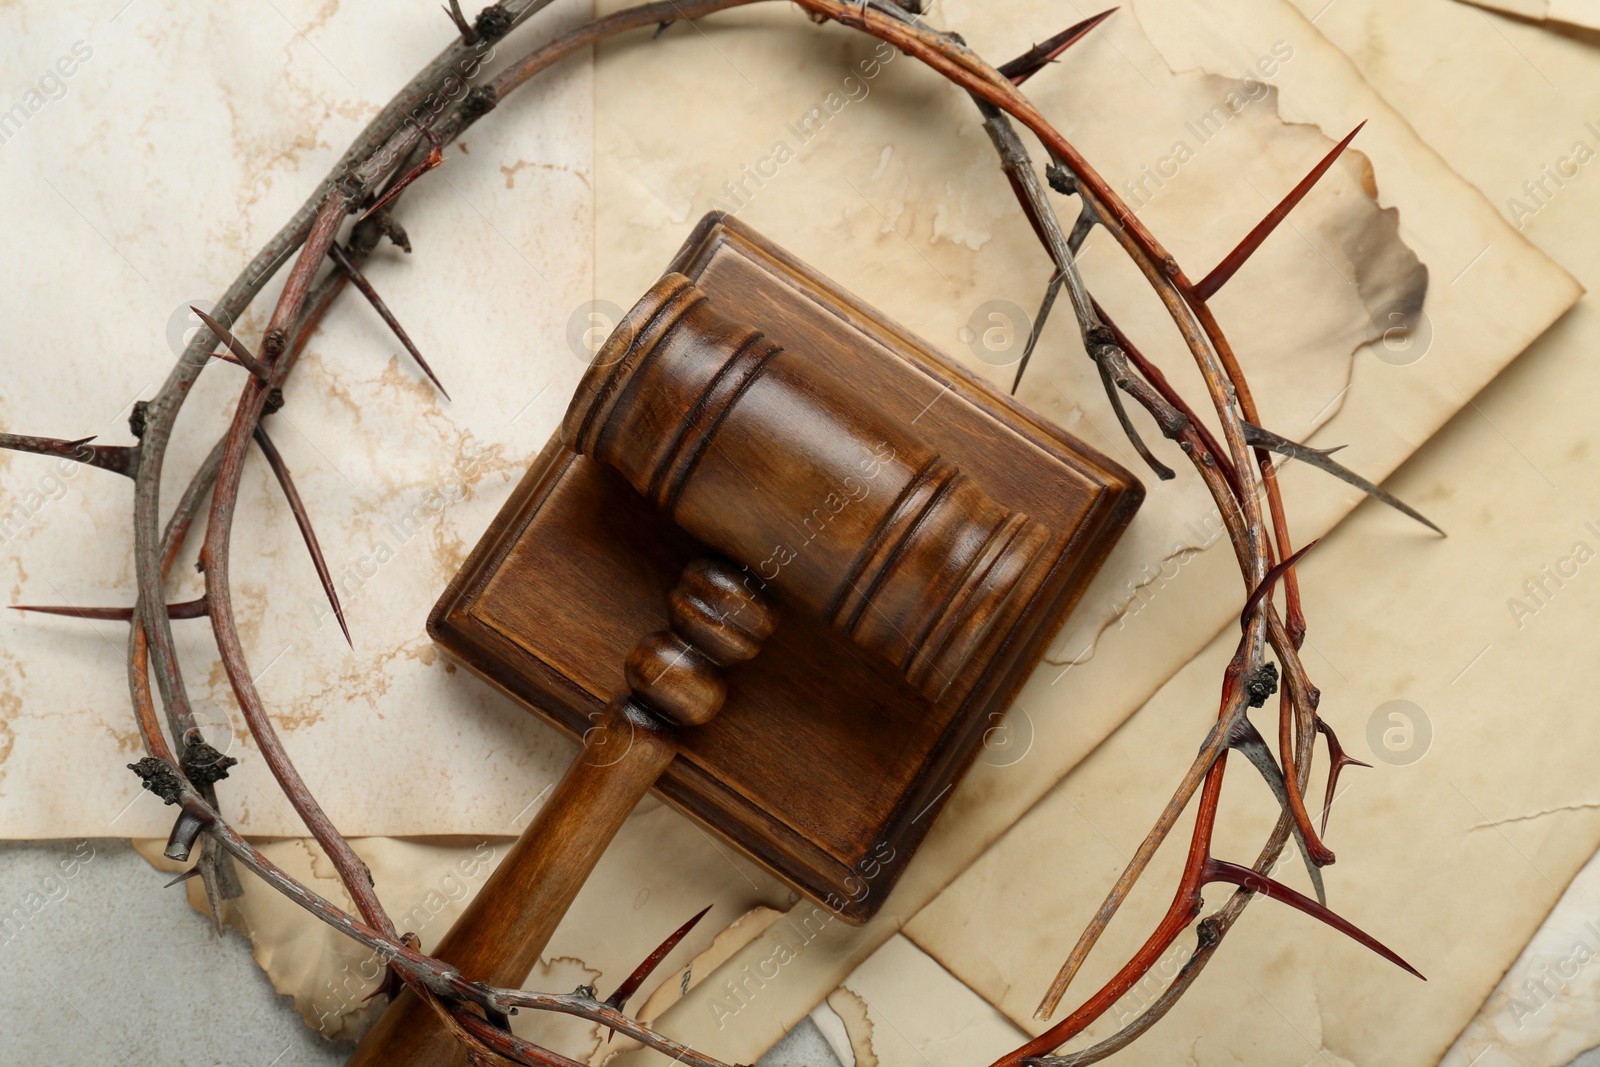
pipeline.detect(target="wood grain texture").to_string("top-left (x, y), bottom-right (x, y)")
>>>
top-left (430, 214), bottom-right (1144, 922)
top-left (349, 697), bottom-right (677, 1067)
top-left (352, 559), bottom-right (772, 1067)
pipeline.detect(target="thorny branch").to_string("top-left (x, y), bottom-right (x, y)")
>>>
top-left (4, 1), bottom-right (1438, 1063)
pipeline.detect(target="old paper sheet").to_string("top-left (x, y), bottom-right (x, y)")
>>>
top-left (1273, 2), bottom-right (1600, 1063)
top-left (134, 795), bottom-right (793, 1058)
top-left (0, 0), bottom-right (1582, 1061)
top-left (125, 0), bottom-right (1580, 1056)
top-left (593, 1), bottom-right (1579, 1064)
top-left (904, 0), bottom-right (1600, 1064)
top-left (1457, 0), bottom-right (1600, 32)
top-left (0, 1), bottom-right (595, 841)
top-left (813, 935), bottom-right (1028, 1067)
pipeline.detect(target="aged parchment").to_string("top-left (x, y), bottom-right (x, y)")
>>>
top-left (134, 0), bottom-right (1581, 1057)
top-left (0, 1), bottom-right (595, 841)
top-left (0, 0), bottom-right (1582, 1062)
top-left (1456, 0), bottom-right (1600, 32)
top-left (595, 1), bottom-right (1579, 1064)
top-left (1269, 2), bottom-right (1600, 1064)
top-left (902, 1), bottom-right (1600, 1065)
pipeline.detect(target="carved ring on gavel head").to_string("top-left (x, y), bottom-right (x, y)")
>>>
top-left (563, 273), bottom-right (1051, 702)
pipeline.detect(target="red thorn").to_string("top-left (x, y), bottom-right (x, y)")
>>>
top-left (998, 8), bottom-right (1118, 85)
top-left (1202, 857), bottom-right (1422, 978)
top-left (191, 306), bottom-right (271, 381)
top-left (1193, 122), bottom-right (1366, 302)
top-left (604, 904), bottom-right (713, 1012)
top-left (361, 142), bottom-right (445, 223)
top-left (252, 427), bottom-right (352, 648)
top-left (1315, 718), bottom-right (1372, 836)
top-left (326, 243), bottom-right (450, 400)
top-left (12, 596), bottom-right (208, 622)
top-left (1240, 539), bottom-right (1319, 631)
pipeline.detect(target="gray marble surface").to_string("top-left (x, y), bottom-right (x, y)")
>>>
top-left (0, 839), bottom-right (840, 1067)
top-left (0, 838), bottom-right (1589, 1067)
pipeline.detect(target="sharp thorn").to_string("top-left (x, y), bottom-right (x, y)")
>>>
top-left (0, 433), bottom-right (139, 478)
top-left (1243, 421), bottom-right (1444, 535)
top-left (1203, 857), bottom-right (1423, 979)
top-left (360, 143), bottom-right (445, 223)
top-left (1315, 718), bottom-right (1372, 836)
top-left (1011, 272), bottom-right (1063, 396)
top-left (1227, 714), bottom-right (1328, 906)
top-left (998, 8), bottom-right (1118, 85)
top-left (1075, 302), bottom-right (1190, 483)
top-left (190, 306), bottom-right (271, 381)
top-left (1193, 123), bottom-right (1366, 302)
top-left (442, 0), bottom-right (477, 41)
top-left (1241, 540), bottom-right (1319, 631)
top-left (604, 904), bottom-right (713, 1012)
top-left (163, 868), bottom-right (202, 889)
top-left (1096, 355), bottom-right (1176, 481)
top-left (11, 596), bottom-right (207, 621)
top-left (1093, 300), bottom-right (1245, 501)
top-left (196, 845), bottom-right (232, 933)
top-left (326, 243), bottom-right (450, 399)
top-left (253, 427), bottom-right (352, 648)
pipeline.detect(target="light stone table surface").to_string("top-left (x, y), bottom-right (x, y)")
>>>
top-left (0, 839), bottom-right (842, 1067)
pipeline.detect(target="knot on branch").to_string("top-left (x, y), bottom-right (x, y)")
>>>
top-left (1046, 161), bottom-right (1076, 195)
top-left (1155, 406), bottom-right (1189, 439)
top-left (182, 740), bottom-right (238, 787)
top-left (1196, 916), bottom-right (1222, 948)
top-left (129, 401), bottom-right (149, 439)
top-left (378, 215), bottom-right (412, 254)
top-left (1245, 662), bottom-right (1279, 708)
top-left (1085, 325), bottom-right (1116, 351)
top-left (473, 4), bottom-right (514, 41)
top-left (128, 757), bottom-right (185, 805)
top-left (335, 170), bottom-right (367, 203)
top-left (263, 387), bottom-right (286, 415)
top-left (462, 85), bottom-right (498, 119)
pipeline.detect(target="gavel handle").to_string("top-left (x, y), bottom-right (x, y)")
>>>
top-left (346, 699), bottom-right (676, 1067)
top-left (348, 558), bottom-right (774, 1067)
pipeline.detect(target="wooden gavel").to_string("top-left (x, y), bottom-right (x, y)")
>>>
top-left (351, 273), bottom-right (1054, 1065)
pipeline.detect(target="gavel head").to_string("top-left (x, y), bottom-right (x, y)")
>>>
top-left (562, 274), bottom-right (1051, 702)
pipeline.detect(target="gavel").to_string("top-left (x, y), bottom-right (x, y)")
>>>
top-left (350, 272), bottom-right (1059, 1065)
